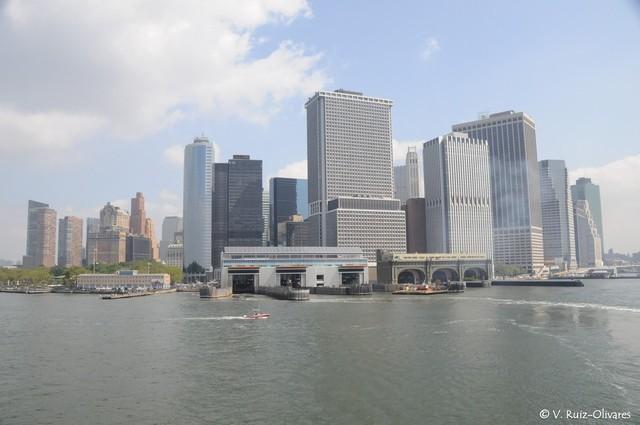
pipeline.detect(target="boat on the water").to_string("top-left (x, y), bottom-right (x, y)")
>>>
top-left (243, 311), bottom-right (270, 320)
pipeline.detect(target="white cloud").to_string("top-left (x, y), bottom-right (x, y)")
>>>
top-left (163, 145), bottom-right (185, 166)
top-left (145, 189), bottom-right (182, 240)
top-left (0, 107), bottom-right (104, 157)
top-left (276, 159), bottom-right (307, 179)
top-left (111, 199), bottom-right (130, 212)
top-left (163, 141), bottom-right (223, 167)
top-left (420, 37), bottom-right (440, 61)
top-left (0, 0), bottom-right (327, 158)
top-left (570, 154), bottom-right (640, 253)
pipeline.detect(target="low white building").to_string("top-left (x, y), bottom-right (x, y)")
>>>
top-left (76, 270), bottom-right (171, 290)
top-left (221, 247), bottom-right (368, 292)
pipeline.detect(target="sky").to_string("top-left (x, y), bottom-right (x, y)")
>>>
top-left (1, 0), bottom-right (639, 262)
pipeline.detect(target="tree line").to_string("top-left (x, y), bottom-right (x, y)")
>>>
top-left (0, 261), bottom-right (183, 286)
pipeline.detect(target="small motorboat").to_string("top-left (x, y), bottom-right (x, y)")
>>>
top-left (243, 311), bottom-right (271, 320)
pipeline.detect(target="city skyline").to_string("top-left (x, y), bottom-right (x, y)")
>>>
top-left (1, 1), bottom-right (640, 261)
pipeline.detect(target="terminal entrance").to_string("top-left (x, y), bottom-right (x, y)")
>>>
top-left (431, 268), bottom-right (460, 283)
top-left (279, 273), bottom-right (303, 288)
top-left (231, 274), bottom-right (256, 293)
top-left (341, 272), bottom-right (362, 285)
top-left (397, 269), bottom-right (426, 284)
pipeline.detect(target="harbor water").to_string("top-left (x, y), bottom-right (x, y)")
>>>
top-left (1, 279), bottom-right (639, 424)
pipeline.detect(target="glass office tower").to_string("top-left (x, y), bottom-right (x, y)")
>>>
top-left (183, 137), bottom-right (214, 270)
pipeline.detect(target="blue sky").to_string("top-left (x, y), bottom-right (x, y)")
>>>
top-left (1, 0), bottom-right (639, 261)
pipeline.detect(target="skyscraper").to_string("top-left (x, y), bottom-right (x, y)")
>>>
top-left (423, 133), bottom-right (493, 258)
top-left (145, 217), bottom-right (159, 260)
top-left (405, 197), bottom-right (426, 253)
top-left (262, 191), bottom-right (270, 246)
top-left (393, 165), bottom-right (408, 203)
top-left (160, 216), bottom-right (183, 261)
top-left (84, 217), bottom-right (100, 265)
top-left (87, 202), bottom-right (128, 264)
top-left (452, 111), bottom-right (543, 273)
top-left (126, 235), bottom-right (152, 262)
top-left (269, 177), bottom-right (308, 246)
top-left (228, 155), bottom-right (263, 246)
top-left (405, 147), bottom-right (420, 199)
top-left (183, 137), bottom-right (214, 270)
top-left (211, 155), bottom-right (263, 268)
top-left (58, 216), bottom-right (83, 267)
top-left (212, 162), bottom-right (229, 269)
top-left (571, 177), bottom-right (604, 254)
top-left (129, 192), bottom-right (146, 236)
top-left (306, 89), bottom-right (406, 261)
top-left (393, 147), bottom-right (420, 205)
top-left (574, 200), bottom-right (603, 268)
top-left (99, 202), bottom-right (129, 231)
top-left (539, 160), bottom-right (576, 270)
top-left (23, 200), bottom-right (57, 268)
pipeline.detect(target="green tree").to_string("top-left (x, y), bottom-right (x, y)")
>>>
top-left (495, 263), bottom-right (524, 277)
top-left (186, 261), bottom-right (205, 274)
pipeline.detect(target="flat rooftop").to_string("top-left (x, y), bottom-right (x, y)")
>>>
top-left (223, 246), bottom-right (364, 255)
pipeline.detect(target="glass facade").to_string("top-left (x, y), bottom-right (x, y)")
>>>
top-left (452, 111), bottom-right (544, 272)
top-left (212, 156), bottom-right (263, 268)
top-left (571, 177), bottom-right (604, 254)
top-left (269, 177), bottom-right (308, 246)
top-left (183, 138), bottom-right (213, 270)
top-left (212, 163), bottom-right (228, 269)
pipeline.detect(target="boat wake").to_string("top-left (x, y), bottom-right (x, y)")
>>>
top-left (457, 297), bottom-right (640, 314)
top-left (168, 316), bottom-right (247, 321)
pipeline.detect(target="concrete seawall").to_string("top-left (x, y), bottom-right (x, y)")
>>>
top-left (199, 286), bottom-right (233, 298)
top-left (256, 286), bottom-right (310, 301)
top-left (309, 284), bottom-right (372, 296)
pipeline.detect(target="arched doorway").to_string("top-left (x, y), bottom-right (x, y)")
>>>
top-left (431, 268), bottom-right (459, 283)
top-left (397, 269), bottom-right (426, 284)
top-left (463, 267), bottom-right (487, 281)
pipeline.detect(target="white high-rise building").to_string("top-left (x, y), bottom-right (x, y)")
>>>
top-left (574, 200), bottom-right (603, 268)
top-left (262, 191), bottom-right (270, 246)
top-left (306, 89), bottom-right (406, 261)
top-left (406, 147), bottom-right (420, 199)
top-left (394, 147), bottom-right (421, 204)
top-left (423, 133), bottom-right (493, 258)
top-left (160, 216), bottom-right (183, 262)
top-left (183, 137), bottom-right (214, 270)
top-left (539, 160), bottom-right (576, 270)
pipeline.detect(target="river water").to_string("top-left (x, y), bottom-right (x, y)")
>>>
top-left (1, 279), bottom-right (638, 424)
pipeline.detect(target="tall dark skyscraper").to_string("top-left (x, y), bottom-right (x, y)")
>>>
top-left (269, 177), bottom-right (308, 246)
top-left (453, 111), bottom-right (543, 273)
top-left (212, 163), bottom-right (229, 269)
top-left (212, 155), bottom-right (263, 268)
